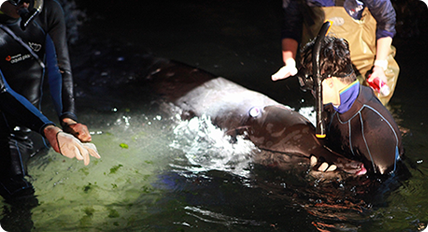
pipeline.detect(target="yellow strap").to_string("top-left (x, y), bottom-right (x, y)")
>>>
top-left (316, 134), bottom-right (326, 139)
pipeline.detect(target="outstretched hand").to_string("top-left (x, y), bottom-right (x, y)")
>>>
top-left (271, 58), bottom-right (298, 81)
top-left (56, 131), bottom-right (100, 165)
top-left (44, 125), bottom-right (100, 165)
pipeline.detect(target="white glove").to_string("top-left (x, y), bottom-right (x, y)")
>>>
top-left (271, 58), bottom-right (298, 81)
top-left (82, 142), bottom-right (101, 159)
top-left (56, 132), bottom-right (100, 165)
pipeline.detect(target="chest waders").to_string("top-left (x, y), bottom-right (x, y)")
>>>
top-left (302, 6), bottom-right (399, 105)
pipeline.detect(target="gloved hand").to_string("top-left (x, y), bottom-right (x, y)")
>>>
top-left (82, 142), bottom-right (101, 160)
top-left (56, 131), bottom-right (100, 165)
top-left (271, 58), bottom-right (298, 81)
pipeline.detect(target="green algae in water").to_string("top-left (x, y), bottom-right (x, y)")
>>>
top-left (108, 208), bottom-right (120, 218)
top-left (109, 164), bottom-right (123, 174)
top-left (79, 167), bottom-right (90, 176)
top-left (82, 182), bottom-right (98, 193)
top-left (83, 207), bottom-right (95, 216)
top-left (119, 143), bottom-right (129, 149)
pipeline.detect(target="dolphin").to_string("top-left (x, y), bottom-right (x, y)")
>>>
top-left (143, 58), bottom-right (366, 175)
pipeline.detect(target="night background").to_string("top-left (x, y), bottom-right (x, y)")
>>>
top-left (2, 0), bottom-right (428, 231)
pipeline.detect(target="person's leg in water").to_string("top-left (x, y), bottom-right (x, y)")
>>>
top-left (0, 117), bottom-right (37, 201)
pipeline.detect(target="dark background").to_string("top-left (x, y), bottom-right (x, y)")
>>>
top-left (69, 0), bottom-right (428, 110)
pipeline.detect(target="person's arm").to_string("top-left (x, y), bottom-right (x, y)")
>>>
top-left (43, 0), bottom-right (75, 121)
top-left (0, 71), bottom-right (99, 164)
top-left (353, 94), bottom-right (402, 174)
top-left (272, 0), bottom-right (303, 81)
top-left (43, 0), bottom-right (92, 142)
top-left (365, 0), bottom-right (396, 83)
top-left (272, 38), bottom-right (299, 81)
top-left (281, 38), bottom-right (299, 64)
top-left (368, 37), bottom-right (392, 83)
top-left (44, 35), bottom-right (92, 142)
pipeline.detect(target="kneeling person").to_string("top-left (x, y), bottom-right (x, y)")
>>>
top-left (300, 36), bottom-right (403, 175)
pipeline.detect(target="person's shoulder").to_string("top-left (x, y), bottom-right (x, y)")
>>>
top-left (358, 85), bottom-right (378, 104)
top-left (359, 86), bottom-right (398, 126)
top-left (40, 0), bottom-right (65, 22)
top-left (43, 0), bottom-right (64, 11)
top-left (358, 86), bottom-right (391, 115)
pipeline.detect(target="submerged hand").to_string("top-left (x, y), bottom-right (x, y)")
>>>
top-left (310, 156), bottom-right (337, 172)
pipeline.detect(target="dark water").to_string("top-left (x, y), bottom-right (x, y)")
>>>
top-left (1, 0), bottom-right (428, 231)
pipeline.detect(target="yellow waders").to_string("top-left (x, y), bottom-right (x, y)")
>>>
top-left (302, 7), bottom-right (400, 105)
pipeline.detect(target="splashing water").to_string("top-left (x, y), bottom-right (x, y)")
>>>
top-left (170, 114), bottom-right (259, 178)
top-left (298, 106), bottom-right (316, 126)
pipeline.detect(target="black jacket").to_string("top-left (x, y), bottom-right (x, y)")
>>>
top-left (0, 0), bottom-right (76, 124)
top-left (325, 85), bottom-right (403, 174)
top-left (0, 0), bottom-right (77, 131)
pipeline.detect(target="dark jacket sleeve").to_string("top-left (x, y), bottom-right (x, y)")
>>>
top-left (281, 0), bottom-right (304, 42)
top-left (0, 71), bottom-right (54, 135)
top-left (364, 0), bottom-right (396, 39)
top-left (41, 0), bottom-right (77, 122)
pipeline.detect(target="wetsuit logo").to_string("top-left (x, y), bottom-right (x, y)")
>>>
top-left (29, 42), bottom-right (42, 52)
top-left (5, 54), bottom-right (31, 64)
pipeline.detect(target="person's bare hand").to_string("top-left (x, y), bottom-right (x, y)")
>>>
top-left (368, 65), bottom-right (387, 84)
top-left (62, 118), bottom-right (92, 142)
top-left (310, 156), bottom-right (337, 172)
top-left (271, 58), bottom-right (298, 81)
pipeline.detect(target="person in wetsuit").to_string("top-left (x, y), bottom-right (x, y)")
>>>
top-left (272, 0), bottom-right (399, 105)
top-left (300, 36), bottom-right (403, 175)
top-left (0, 0), bottom-right (100, 200)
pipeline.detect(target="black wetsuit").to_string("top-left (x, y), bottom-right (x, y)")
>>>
top-left (325, 85), bottom-right (403, 175)
top-left (0, 0), bottom-right (75, 180)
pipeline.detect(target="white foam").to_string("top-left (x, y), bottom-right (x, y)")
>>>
top-left (170, 114), bottom-right (259, 178)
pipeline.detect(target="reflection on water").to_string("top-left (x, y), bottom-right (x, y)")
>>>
top-left (0, 100), bottom-right (425, 231)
